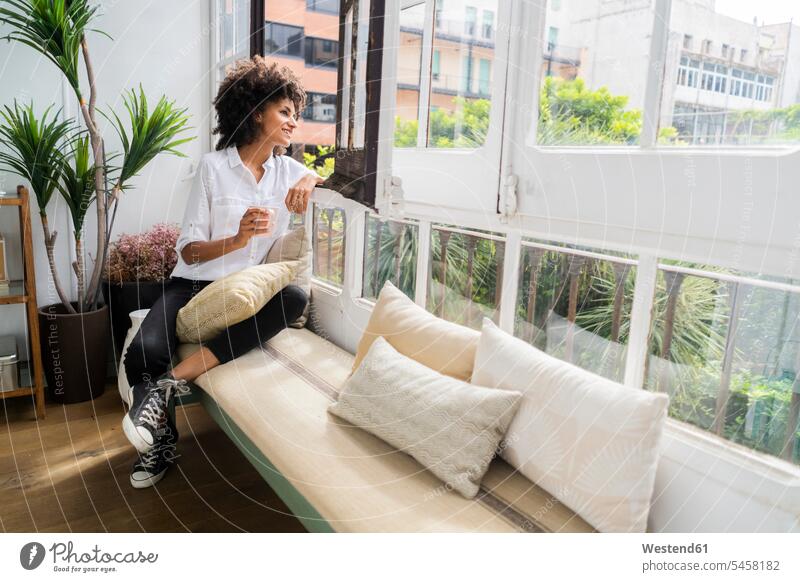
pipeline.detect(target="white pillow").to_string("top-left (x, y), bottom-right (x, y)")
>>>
top-left (330, 336), bottom-right (521, 498)
top-left (472, 318), bottom-right (668, 532)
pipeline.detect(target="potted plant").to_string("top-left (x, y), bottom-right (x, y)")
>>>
top-left (103, 223), bottom-right (181, 355)
top-left (0, 0), bottom-right (193, 403)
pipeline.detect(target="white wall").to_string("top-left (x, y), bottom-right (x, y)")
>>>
top-left (0, 0), bottom-right (211, 357)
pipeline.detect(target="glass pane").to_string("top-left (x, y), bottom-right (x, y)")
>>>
top-left (265, 22), bottom-right (304, 58)
top-left (307, 0), bottom-right (339, 14)
top-left (659, 2), bottom-right (800, 146)
top-left (303, 93), bottom-right (337, 123)
top-left (427, 0), bottom-right (496, 148)
top-left (362, 215), bottom-right (418, 300)
top-left (218, 0), bottom-right (249, 61)
top-left (646, 264), bottom-right (800, 465)
top-left (426, 226), bottom-right (503, 330)
top-left (514, 242), bottom-right (636, 382)
top-left (394, 1), bottom-right (426, 148)
top-left (305, 37), bottom-right (339, 68)
top-left (312, 204), bottom-right (346, 286)
top-left (352, 0), bottom-right (371, 148)
top-left (537, 0), bottom-right (655, 146)
top-left (339, 6), bottom-right (353, 149)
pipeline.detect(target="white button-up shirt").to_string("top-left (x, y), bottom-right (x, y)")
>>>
top-left (171, 147), bottom-right (317, 281)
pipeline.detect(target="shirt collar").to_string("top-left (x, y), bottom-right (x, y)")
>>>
top-left (227, 146), bottom-right (277, 170)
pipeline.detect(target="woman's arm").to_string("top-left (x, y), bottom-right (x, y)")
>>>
top-left (180, 207), bottom-right (270, 265)
top-left (285, 173), bottom-right (325, 214)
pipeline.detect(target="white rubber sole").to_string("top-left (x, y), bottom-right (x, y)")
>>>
top-left (122, 414), bottom-right (155, 454)
top-left (130, 467), bottom-right (168, 489)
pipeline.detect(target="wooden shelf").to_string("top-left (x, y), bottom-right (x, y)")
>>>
top-left (0, 361), bottom-right (34, 399)
top-left (0, 195), bottom-right (23, 206)
top-left (0, 186), bottom-right (45, 419)
top-left (0, 280), bottom-right (27, 304)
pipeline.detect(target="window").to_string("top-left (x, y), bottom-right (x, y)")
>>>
top-left (702, 39), bottom-right (712, 54)
top-left (481, 9), bottom-right (494, 40)
top-left (363, 215), bottom-right (418, 300)
top-left (722, 43), bottom-right (729, 58)
top-left (461, 55), bottom-right (472, 93)
top-left (683, 34), bottom-right (692, 50)
top-left (306, 0), bottom-right (339, 14)
top-left (428, 225), bottom-right (503, 330)
top-left (303, 93), bottom-right (337, 123)
top-left (740, 48), bottom-right (748, 61)
top-left (305, 37), bottom-right (339, 68)
top-left (464, 6), bottom-right (476, 36)
top-left (395, 2), bottom-right (425, 148)
top-left (478, 59), bottom-right (490, 96)
top-left (265, 22), bottom-right (303, 58)
top-left (547, 26), bottom-right (558, 52)
top-left (432, 49), bottom-right (440, 80)
top-left (515, 240), bottom-right (636, 382)
top-left (312, 204), bottom-right (346, 286)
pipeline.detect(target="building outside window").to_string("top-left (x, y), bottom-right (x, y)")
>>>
top-left (547, 25), bottom-right (558, 52)
top-left (478, 58), bottom-right (490, 95)
top-left (722, 43), bottom-right (729, 58)
top-left (306, 37), bottom-right (338, 68)
top-left (303, 92), bottom-right (337, 122)
top-left (683, 34), bottom-right (692, 49)
top-left (465, 6), bottom-right (477, 36)
top-left (432, 49), bottom-right (441, 80)
top-left (740, 48), bottom-right (747, 61)
top-left (306, 0), bottom-right (338, 14)
top-left (482, 9), bottom-right (494, 39)
top-left (702, 39), bottom-right (712, 53)
top-left (265, 22), bottom-right (303, 58)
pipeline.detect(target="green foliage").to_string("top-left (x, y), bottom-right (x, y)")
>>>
top-left (58, 135), bottom-right (95, 237)
top-left (538, 77), bottom-right (642, 145)
top-left (0, 0), bottom-right (103, 98)
top-left (303, 145), bottom-right (335, 178)
top-left (394, 97), bottom-right (490, 148)
top-left (363, 218), bottom-right (417, 300)
top-left (103, 86), bottom-right (193, 189)
top-left (0, 102), bottom-right (72, 212)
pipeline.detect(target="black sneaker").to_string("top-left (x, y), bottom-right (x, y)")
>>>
top-left (122, 373), bottom-right (191, 454)
top-left (129, 415), bottom-right (180, 489)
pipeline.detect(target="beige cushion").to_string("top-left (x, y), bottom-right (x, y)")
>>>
top-left (472, 318), bottom-right (668, 533)
top-left (353, 281), bottom-right (480, 381)
top-left (330, 337), bottom-right (521, 498)
top-left (190, 327), bottom-right (594, 532)
top-left (176, 261), bottom-right (299, 343)
top-left (265, 227), bottom-right (311, 328)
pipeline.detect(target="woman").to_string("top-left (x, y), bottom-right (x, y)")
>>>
top-left (121, 56), bottom-right (323, 488)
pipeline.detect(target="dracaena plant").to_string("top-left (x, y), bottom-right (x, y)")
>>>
top-left (0, 0), bottom-right (193, 313)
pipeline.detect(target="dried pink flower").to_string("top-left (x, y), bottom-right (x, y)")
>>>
top-left (105, 223), bottom-right (181, 284)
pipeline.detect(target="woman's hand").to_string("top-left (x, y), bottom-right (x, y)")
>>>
top-left (285, 174), bottom-right (322, 214)
top-left (233, 207), bottom-right (271, 247)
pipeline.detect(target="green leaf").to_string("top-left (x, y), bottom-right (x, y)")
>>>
top-left (0, 101), bottom-right (72, 212)
top-left (102, 86), bottom-right (194, 189)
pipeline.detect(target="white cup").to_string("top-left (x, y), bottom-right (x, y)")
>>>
top-left (252, 206), bottom-right (278, 236)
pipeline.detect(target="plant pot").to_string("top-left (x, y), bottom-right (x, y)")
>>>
top-left (102, 280), bottom-right (166, 356)
top-left (38, 303), bottom-right (109, 404)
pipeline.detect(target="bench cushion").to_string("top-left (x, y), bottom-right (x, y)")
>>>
top-left (179, 329), bottom-right (594, 533)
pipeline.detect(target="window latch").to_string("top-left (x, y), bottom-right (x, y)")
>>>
top-left (500, 173), bottom-right (518, 222)
top-left (386, 175), bottom-right (405, 216)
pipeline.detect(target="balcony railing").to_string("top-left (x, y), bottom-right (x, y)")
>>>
top-left (312, 204), bottom-right (346, 287)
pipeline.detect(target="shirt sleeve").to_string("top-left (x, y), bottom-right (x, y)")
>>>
top-left (284, 155), bottom-right (320, 186)
top-left (175, 160), bottom-right (212, 254)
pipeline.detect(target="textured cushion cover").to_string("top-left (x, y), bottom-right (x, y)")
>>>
top-left (176, 261), bottom-right (299, 343)
top-left (472, 319), bottom-right (668, 532)
top-left (265, 226), bottom-right (312, 328)
top-left (331, 336), bottom-right (522, 498)
top-left (353, 281), bottom-right (480, 381)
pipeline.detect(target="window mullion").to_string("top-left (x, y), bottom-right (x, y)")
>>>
top-left (414, 220), bottom-right (432, 307)
top-left (640, 0), bottom-right (673, 147)
top-left (623, 253), bottom-right (659, 389)
top-left (415, 0), bottom-right (436, 147)
top-left (498, 230), bottom-right (521, 334)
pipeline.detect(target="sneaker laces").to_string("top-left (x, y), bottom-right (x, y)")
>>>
top-left (137, 391), bottom-right (167, 430)
top-left (156, 377), bottom-right (192, 398)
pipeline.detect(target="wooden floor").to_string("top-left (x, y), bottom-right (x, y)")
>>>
top-left (0, 384), bottom-right (306, 532)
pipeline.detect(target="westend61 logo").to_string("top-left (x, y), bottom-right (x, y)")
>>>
top-left (19, 541), bottom-right (158, 574)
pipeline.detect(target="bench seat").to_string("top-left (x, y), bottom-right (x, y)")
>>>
top-left (178, 328), bottom-right (594, 533)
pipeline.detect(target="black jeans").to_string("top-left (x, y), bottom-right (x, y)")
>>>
top-left (124, 277), bottom-right (308, 387)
